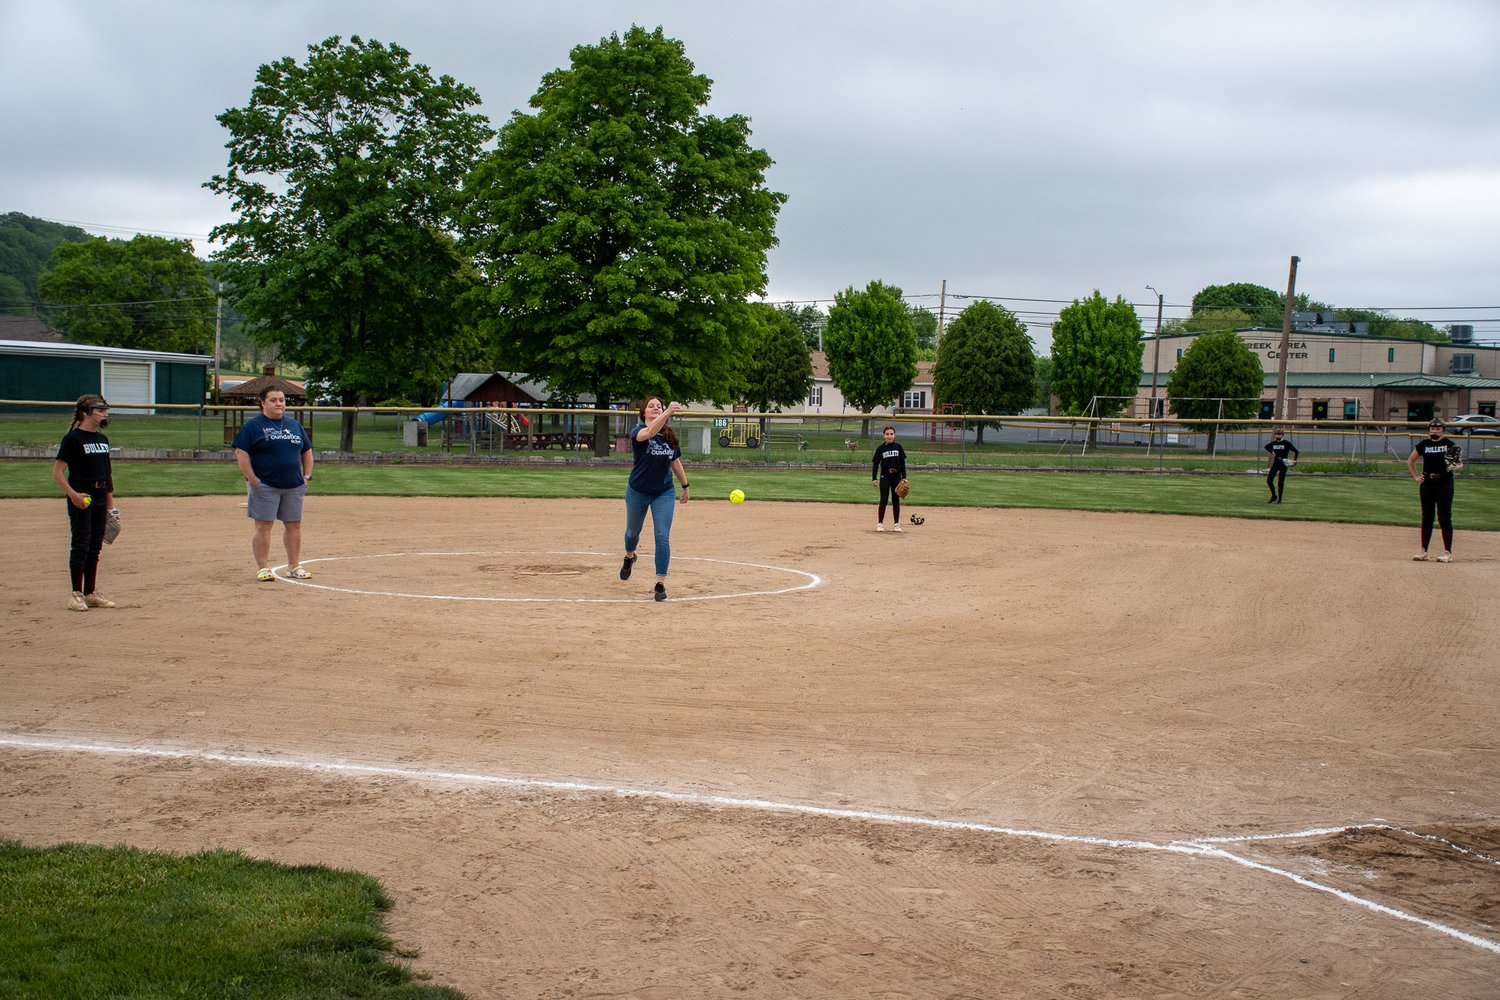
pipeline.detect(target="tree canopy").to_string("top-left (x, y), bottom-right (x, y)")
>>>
top-left (1049, 290), bottom-right (1142, 418)
top-left (740, 304), bottom-right (813, 415)
top-left (777, 302), bottom-right (825, 352)
top-left (823, 280), bottom-right (917, 434)
top-left (38, 235), bottom-right (214, 352)
top-left (931, 300), bottom-right (1034, 443)
top-left (206, 35), bottom-right (494, 449)
top-left (0, 213), bottom-right (92, 312)
top-left (463, 26), bottom-right (784, 453)
top-left (1165, 329), bottom-right (1265, 451)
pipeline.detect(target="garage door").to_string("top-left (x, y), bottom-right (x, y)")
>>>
top-left (101, 361), bottom-right (152, 414)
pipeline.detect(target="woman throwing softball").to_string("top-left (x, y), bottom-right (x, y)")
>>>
top-left (1407, 417), bottom-right (1463, 562)
top-left (51, 394), bottom-right (117, 612)
top-left (619, 397), bottom-right (690, 601)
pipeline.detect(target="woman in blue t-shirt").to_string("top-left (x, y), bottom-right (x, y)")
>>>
top-left (619, 397), bottom-right (690, 601)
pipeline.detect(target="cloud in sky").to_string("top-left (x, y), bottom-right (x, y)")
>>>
top-left (3, 0), bottom-right (1497, 347)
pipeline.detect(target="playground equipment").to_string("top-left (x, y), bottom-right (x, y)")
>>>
top-left (717, 419), bottom-right (760, 449)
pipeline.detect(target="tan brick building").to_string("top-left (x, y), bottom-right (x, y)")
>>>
top-left (1129, 329), bottom-right (1500, 424)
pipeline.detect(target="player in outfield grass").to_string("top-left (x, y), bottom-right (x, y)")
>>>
top-left (1263, 427), bottom-right (1299, 503)
top-left (620, 397), bottom-right (690, 602)
top-left (51, 394), bottom-right (117, 612)
top-left (1407, 417), bottom-right (1463, 562)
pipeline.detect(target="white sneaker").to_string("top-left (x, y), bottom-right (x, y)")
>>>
top-left (84, 592), bottom-right (116, 608)
top-left (893, 524), bottom-right (902, 532)
top-left (68, 591), bottom-right (88, 612)
top-left (875, 524), bottom-right (884, 532)
top-left (1436, 552), bottom-right (1453, 563)
top-left (1412, 551), bottom-right (1429, 561)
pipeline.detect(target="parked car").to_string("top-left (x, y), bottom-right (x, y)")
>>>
top-left (1447, 414), bottom-right (1500, 436)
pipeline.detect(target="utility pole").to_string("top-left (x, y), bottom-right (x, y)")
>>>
top-left (1275, 255), bottom-right (1300, 420)
top-left (1145, 285), bottom-right (1164, 419)
top-left (936, 278), bottom-right (947, 351)
top-left (212, 283), bottom-right (223, 404)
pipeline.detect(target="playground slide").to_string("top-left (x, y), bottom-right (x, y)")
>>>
top-left (417, 402), bottom-right (461, 425)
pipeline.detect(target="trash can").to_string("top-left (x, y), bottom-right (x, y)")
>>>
top-left (403, 420), bottom-right (429, 447)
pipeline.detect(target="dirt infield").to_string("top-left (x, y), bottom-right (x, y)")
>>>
top-left (3, 495), bottom-right (1497, 998)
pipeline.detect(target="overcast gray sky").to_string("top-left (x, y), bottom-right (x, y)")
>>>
top-left (4, 0), bottom-right (1497, 349)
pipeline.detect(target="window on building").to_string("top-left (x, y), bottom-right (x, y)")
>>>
top-left (1176, 349), bottom-right (1183, 360)
top-left (1150, 397), bottom-right (1165, 418)
top-left (901, 390), bottom-right (927, 410)
top-left (1328, 348), bottom-right (1336, 363)
top-left (1480, 402), bottom-right (1496, 417)
top-left (1312, 400), bottom-right (1329, 420)
top-left (808, 385), bottom-right (822, 406)
top-left (1259, 401), bottom-right (1275, 420)
top-left (1388, 347), bottom-right (1395, 363)
top-left (1343, 400), bottom-right (1358, 420)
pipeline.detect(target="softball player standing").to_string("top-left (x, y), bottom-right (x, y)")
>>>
top-left (871, 425), bottom-right (907, 532)
top-left (1407, 417), bottom-right (1463, 562)
top-left (50, 394), bottom-right (117, 612)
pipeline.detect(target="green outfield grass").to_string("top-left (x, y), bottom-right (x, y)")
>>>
top-left (0, 840), bottom-right (462, 999)
top-left (4, 459), bottom-right (1495, 530)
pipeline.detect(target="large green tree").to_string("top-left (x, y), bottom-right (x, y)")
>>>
top-left (1165, 329), bottom-right (1265, 452)
top-left (910, 306), bottom-right (938, 354)
top-left (38, 235), bottom-right (214, 352)
top-left (741, 303), bottom-right (813, 420)
top-left (931, 300), bottom-right (1034, 444)
top-left (823, 280), bottom-right (918, 437)
top-left (1050, 290), bottom-right (1143, 424)
top-left (464, 26), bottom-right (784, 455)
top-left (207, 35), bottom-right (493, 450)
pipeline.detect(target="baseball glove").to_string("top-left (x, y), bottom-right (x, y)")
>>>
top-left (894, 478), bottom-right (910, 499)
top-left (1285, 457), bottom-right (1296, 468)
top-left (1446, 442), bottom-right (1463, 472)
top-left (102, 508), bottom-right (121, 545)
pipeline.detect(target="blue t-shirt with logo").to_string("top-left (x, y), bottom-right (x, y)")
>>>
top-left (627, 423), bottom-right (680, 497)
top-left (232, 414), bottom-right (311, 488)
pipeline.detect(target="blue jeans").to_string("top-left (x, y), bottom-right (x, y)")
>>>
top-left (624, 486), bottom-right (676, 578)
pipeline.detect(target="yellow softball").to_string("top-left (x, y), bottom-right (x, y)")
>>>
top-left (729, 489), bottom-right (745, 504)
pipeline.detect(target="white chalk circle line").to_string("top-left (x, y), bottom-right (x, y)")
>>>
top-left (271, 549), bottom-right (822, 603)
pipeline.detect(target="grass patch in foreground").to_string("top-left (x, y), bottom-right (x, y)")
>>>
top-left (0, 840), bottom-right (462, 999)
top-left (2, 459), bottom-right (1495, 531)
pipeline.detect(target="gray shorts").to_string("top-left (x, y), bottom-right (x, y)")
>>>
top-left (247, 481), bottom-right (307, 522)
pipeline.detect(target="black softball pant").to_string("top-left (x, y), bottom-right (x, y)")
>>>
top-left (1419, 475), bottom-right (1454, 552)
top-left (877, 474), bottom-right (901, 523)
top-left (1266, 463), bottom-right (1287, 499)
top-left (66, 490), bottom-right (108, 593)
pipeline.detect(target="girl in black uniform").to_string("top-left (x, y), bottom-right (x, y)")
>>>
top-left (870, 425), bottom-right (907, 532)
top-left (1263, 428), bottom-right (1299, 503)
top-left (1406, 417), bottom-right (1463, 562)
top-left (50, 394), bottom-right (117, 611)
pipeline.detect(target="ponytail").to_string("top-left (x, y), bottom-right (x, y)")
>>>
top-left (71, 393), bottom-right (106, 431)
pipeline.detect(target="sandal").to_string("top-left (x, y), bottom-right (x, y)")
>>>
top-left (288, 566), bottom-right (312, 580)
top-left (256, 568), bottom-right (275, 582)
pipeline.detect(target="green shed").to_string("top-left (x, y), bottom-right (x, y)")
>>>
top-left (0, 340), bottom-right (211, 412)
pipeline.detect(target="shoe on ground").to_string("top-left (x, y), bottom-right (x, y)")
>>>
top-left (876, 524), bottom-right (884, 532)
top-left (893, 524), bottom-right (902, 532)
top-left (654, 582), bottom-right (667, 602)
top-left (84, 592), bottom-right (115, 608)
top-left (256, 568), bottom-right (276, 582)
top-left (1437, 552), bottom-right (1453, 563)
top-left (68, 591), bottom-right (88, 612)
top-left (1412, 551), bottom-right (1429, 562)
top-left (288, 566), bottom-right (311, 580)
top-left (1267, 496), bottom-right (1277, 504)
top-left (620, 554), bottom-right (635, 581)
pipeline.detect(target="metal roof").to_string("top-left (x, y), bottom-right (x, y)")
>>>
top-left (0, 339), bottom-right (211, 365)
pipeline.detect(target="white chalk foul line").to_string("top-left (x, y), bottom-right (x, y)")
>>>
top-left (2, 734), bottom-right (1496, 957)
top-left (269, 550), bottom-right (822, 603)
